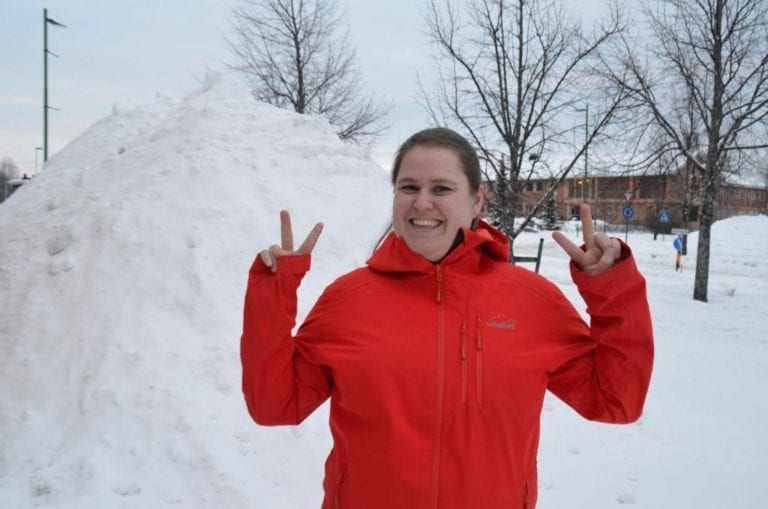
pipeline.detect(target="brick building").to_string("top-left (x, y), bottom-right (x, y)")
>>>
top-left (515, 164), bottom-right (767, 230)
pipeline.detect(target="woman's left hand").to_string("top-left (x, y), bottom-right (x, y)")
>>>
top-left (552, 204), bottom-right (621, 275)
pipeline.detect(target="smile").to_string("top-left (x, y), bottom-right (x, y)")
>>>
top-left (410, 218), bottom-right (442, 227)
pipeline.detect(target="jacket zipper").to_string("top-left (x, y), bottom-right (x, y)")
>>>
top-left (435, 266), bottom-right (443, 303)
top-left (475, 317), bottom-right (484, 405)
top-left (460, 322), bottom-right (468, 403)
top-left (431, 266), bottom-right (445, 509)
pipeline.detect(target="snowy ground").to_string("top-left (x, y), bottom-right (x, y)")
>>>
top-left (1, 74), bottom-right (766, 508)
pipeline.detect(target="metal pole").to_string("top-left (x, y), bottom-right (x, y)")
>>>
top-left (625, 216), bottom-right (629, 243)
top-left (43, 8), bottom-right (48, 162)
top-left (583, 104), bottom-right (588, 203)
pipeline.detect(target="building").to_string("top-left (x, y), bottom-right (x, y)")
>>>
top-left (517, 164), bottom-right (767, 230)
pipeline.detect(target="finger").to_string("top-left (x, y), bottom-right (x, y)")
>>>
top-left (269, 244), bottom-right (290, 259)
top-left (580, 204), bottom-right (595, 250)
top-left (593, 233), bottom-right (612, 252)
top-left (595, 234), bottom-right (621, 260)
top-left (552, 231), bottom-right (588, 264)
top-left (594, 248), bottom-right (618, 273)
top-left (297, 222), bottom-right (324, 255)
top-left (259, 249), bottom-right (274, 268)
top-left (280, 210), bottom-right (294, 252)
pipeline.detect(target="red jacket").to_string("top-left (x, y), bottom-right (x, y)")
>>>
top-left (241, 222), bottom-right (653, 509)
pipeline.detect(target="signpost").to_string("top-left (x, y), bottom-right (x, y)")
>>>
top-left (622, 204), bottom-right (634, 242)
top-left (655, 209), bottom-right (671, 241)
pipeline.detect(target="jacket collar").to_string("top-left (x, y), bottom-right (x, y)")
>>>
top-left (366, 220), bottom-right (510, 274)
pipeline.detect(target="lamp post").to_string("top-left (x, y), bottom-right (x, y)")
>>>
top-left (574, 105), bottom-right (589, 202)
top-left (43, 8), bottom-right (66, 162)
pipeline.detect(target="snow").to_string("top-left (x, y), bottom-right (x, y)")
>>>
top-left (1, 72), bottom-right (766, 508)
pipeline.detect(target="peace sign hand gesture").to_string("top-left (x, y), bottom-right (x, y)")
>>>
top-left (552, 204), bottom-right (621, 275)
top-left (259, 210), bottom-right (324, 272)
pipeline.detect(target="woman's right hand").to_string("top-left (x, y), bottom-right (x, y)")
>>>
top-left (259, 210), bottom-right (324, 272)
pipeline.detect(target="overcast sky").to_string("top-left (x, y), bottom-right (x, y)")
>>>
top-left (1, 0), bottom-right (604, 173)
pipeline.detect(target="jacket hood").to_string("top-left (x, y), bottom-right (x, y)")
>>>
top-left (367, 220), bottom-right (510, 273)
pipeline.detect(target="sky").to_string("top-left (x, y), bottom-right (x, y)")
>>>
top-left (0, 73), bottom-right (766, 508)
top-left (0, 0), bottom-right (604, 174)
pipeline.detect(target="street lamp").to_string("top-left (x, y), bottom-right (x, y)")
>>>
top-left (43, 8), bottom-right (66, 162)
top-left (575, 105), bottom-right (589, 203)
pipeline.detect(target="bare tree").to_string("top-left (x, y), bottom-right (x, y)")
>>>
top-left (607, 0), bottom-right (768, 302)
top-left (226, 0), bottom-right (389, 143)
top-left (420, 0), bottom-right (629, 239)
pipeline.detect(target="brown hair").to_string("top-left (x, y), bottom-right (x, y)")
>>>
top-left (391, 127), bottom-right (482, 193)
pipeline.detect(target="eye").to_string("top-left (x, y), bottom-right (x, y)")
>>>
top-left (398, 184), bottom-right (419, 193)
top-left (433, 185), bottom-right (453, 195)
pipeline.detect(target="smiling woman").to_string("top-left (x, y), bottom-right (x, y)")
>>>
top-left (392, 135), bottom-right (484, 262)
top-left (241, 127), bottom-right (654, 509)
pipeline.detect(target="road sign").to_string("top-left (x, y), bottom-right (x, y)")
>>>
top-left (622, 205), bottom-right (634, 219)
top-left (671, 228), bottom-right (689, 235)
top-left (624, 191), bottom-right (633, 201)
top-left (659, 210), bottom-right (670, 223)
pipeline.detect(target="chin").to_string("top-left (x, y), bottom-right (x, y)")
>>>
top-left (412, 245), bottom-right (448, 262)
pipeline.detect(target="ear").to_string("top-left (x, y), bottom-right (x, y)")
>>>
top-left (471, 185), bottom-right (485, 217)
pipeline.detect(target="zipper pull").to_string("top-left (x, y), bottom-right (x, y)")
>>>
top-left (475, 317), bottom-right (483, 350)
top-left (435, 267), bottom-right (443, 303)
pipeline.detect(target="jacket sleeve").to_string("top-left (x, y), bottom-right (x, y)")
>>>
top-left (240, 255), bottom-right (332, 426)
top-left (547, 244), bottom-right (654, 423)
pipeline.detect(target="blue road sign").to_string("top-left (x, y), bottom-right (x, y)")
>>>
top-left (659, 210), bottom-right (670, 223)
top-left (622, 205), bottom-right (634, 219)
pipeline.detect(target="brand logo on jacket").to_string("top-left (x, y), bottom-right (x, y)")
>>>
top-left (486, 313), bottom-right (517, 331)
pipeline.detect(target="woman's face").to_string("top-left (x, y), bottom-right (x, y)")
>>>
top-left (393, 145), bottom-right (483, 262)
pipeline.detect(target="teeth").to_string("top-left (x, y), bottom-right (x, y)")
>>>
top-left (411, 219), bottom-right (441, 227)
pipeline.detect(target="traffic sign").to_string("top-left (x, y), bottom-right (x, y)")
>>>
top-left (624, 191), bottom-right (633, 201)
top-left (659, 210), bottom-right (670, 223)
top-left (622, 205), bottom-right (634, 219)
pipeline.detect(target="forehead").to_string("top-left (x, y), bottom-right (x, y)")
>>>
top-left (397, 145), bottom-right (465, 182)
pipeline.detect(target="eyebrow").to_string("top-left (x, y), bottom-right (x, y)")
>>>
top-left (396, 177), bottom-right (458, 186)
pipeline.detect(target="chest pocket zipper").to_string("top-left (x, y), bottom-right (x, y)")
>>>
top-left (460, 322), bottom-right (468, 403)
top-left (475, 317), bottom-right (484, 405)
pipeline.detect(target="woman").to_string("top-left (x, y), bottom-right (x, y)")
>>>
top-left (241, 127), bottom-right (654, 508)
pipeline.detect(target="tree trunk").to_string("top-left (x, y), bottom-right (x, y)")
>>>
top-left (693, 173), bottom-right (719, 302)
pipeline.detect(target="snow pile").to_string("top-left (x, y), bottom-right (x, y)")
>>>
top-left (0, 73), bottom-right (390, 508)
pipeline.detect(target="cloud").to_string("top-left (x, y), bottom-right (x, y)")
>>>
top-left (0, 95), bottom-right (39, 108)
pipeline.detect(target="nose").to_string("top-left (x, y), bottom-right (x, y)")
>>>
top-left (412, 190), bottom-right (434, 210)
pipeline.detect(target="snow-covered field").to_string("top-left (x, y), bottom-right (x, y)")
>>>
top-left (1, 74), bottom-right (766, 508)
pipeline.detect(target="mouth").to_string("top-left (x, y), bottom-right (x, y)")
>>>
top-left (410, 218), bottom-right (442, 228)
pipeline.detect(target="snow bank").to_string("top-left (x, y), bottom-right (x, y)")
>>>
top-left (0, 73), bottom-right (390, 508)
